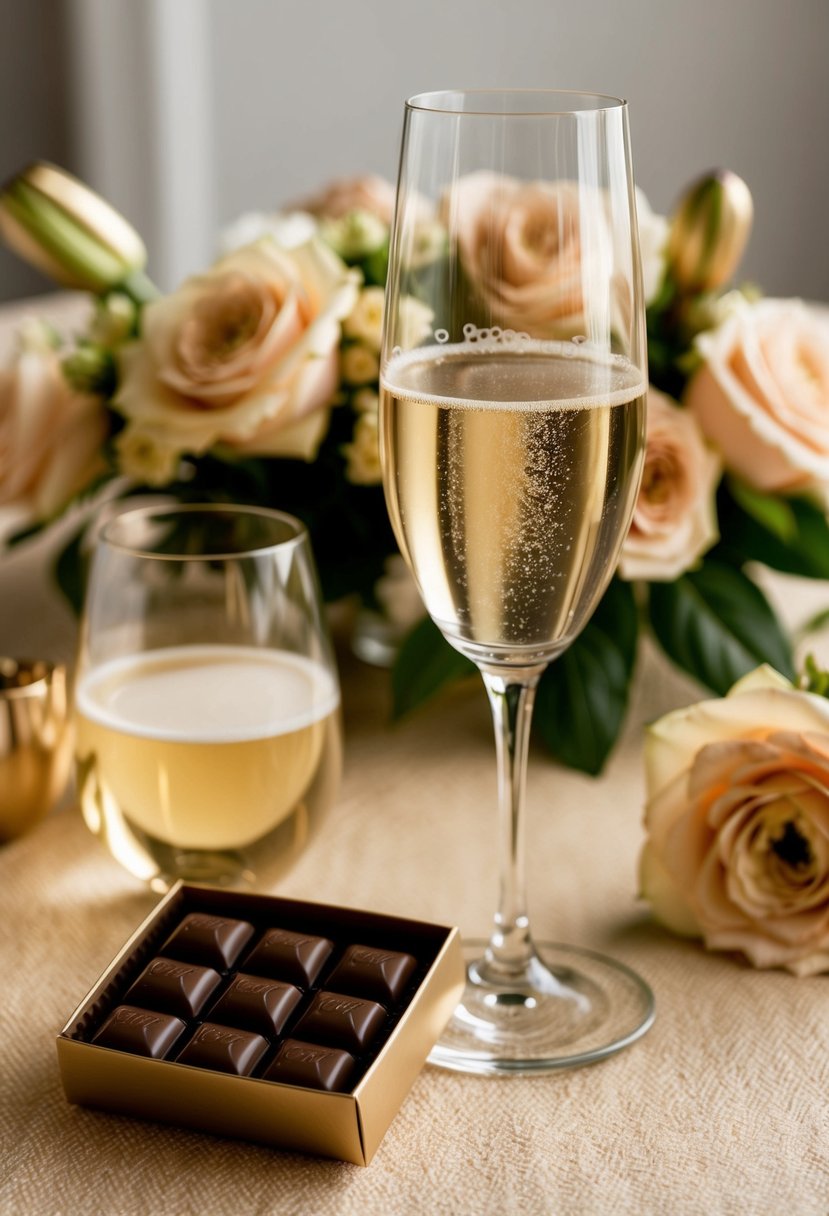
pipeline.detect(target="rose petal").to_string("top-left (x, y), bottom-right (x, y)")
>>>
top-left (644, 680), bottom-right (829, 801)
top-left (687, 298), bottom-right (829, 493)
top-left (638, 842), bottom-right (702, 937)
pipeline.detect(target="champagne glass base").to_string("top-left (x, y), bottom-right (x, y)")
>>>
top-left (428, 940), bottom-right (655, 1075)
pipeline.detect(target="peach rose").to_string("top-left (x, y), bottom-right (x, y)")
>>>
top-left (641, 666), bottom-right (829, 975)
top-left (0, 320), bottom-right (107, 538)
top-left (446, 171), bottom-right (589, 336)
top-left (685, 298), bottom-right (829, 494)
top-left (113, 239), bottom-right (359, 475)
top-left (297, 175), bottom-right (397, 225)
top-left (618, 388), bottom-right (720, 581)
top-left (444, 174), bottom-right (664, 335)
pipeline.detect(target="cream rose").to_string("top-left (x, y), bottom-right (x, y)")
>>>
top-left (685, 298), bottom-right (829, 494)
top-left (344, 287), bottom-right (385, 350)
top-left (341, 343), bottom-right (379, 386)
top-left (342, 411), bottom-right (381, 486)
top-left (618, 388), bottom-right (720, 581)
top-left (114, 239), bottom-right (359, 466)
top-left (0, 321), bottom-right (107, 537)
top-left (219, 210), bottom-right (318, 256)
top-left (641, 666), bottom-right (829, 975)
top-left (344, 287), bottom-right (433, 355)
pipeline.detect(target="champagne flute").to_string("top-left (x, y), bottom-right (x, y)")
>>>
top-left (75, 503), bottom-right (342, 893)
top-left (380, 90), bottom-right (654, 1073)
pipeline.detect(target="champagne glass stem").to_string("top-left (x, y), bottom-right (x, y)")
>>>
top-left (477, 666), bottom-right (544, 982)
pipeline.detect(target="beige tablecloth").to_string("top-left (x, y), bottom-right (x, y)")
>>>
top-left (1, 298), bottom-right (828, 1215)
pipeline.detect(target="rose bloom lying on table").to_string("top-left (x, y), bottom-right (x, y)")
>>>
top-left (641, 665), bottom-right (829, 976)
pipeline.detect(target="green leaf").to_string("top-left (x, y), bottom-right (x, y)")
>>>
top-left (649, 561), bottom-right (794, 694)
top-left (797, 606), bottom-right (829, 638)
top-left (800, 653), bottom-right (829, 698)
top-left (361, 242), bottom-right (389, 286)
top-left (716, 484), bottom-right (829, 579)
top-left (54, 525), bottom-right (90, 615)
top-left (726, 477), bottom-right (797, 543)
top-left (534, 578), bottom-right (639, 776)
top-left (391, 617), bottom-right (476, 718)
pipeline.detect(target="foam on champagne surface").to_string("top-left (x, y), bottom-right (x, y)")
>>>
top-left (382, 341), bottom-right (646, 412)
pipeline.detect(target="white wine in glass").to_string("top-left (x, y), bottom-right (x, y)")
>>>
top-left (75, 505), bottom-right (342, 893)
top-left (380, 90), bottom-right (655, 1073)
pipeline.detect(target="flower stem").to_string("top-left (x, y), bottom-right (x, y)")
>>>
top-left (117, 268), bottom-right (161, 306)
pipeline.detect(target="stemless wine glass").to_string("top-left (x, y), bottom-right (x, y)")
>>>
top-left (74, 503), bottom-right (342, 893)
top-left (380, 90), bottom-right (655, 1073)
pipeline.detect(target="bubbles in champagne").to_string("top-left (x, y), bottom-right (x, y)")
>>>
top-left (380, 343), bottom-right (646, 659)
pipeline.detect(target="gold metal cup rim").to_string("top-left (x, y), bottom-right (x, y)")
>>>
top-left (0, 657), bottom-right (64, 698)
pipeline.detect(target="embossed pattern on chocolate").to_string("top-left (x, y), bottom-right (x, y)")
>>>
top-left (326, 944), bottom-right (417, 1004)
top-left (209, 973), bottom-right (302, 1036)
top-left (125, 956), bottom-right (222, 1018)
top-left (162, 913), bottom-right (255, 970)
top-left (177, 1023), bottom-right (269, 1076)
top-left (92, 1005), bottom-right (186, 1059)
top-left (263, 1038), bottom-right (356, 1092)
top-left (244, 927), bottom-right (334, 987)
top-left (294, 991), bottom-right (387, 1053)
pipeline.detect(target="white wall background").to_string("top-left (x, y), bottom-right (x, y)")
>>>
top-left (207, 0), bottom-right (829, 300)
top-left (1, 0), bottom-right (827, 302)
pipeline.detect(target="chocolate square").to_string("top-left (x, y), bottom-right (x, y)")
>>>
top-left (209, 973), bottom-right (302, 1037)
top-left (263, 1039), bottom-right (355, 1092)
top-left (92, 1005), bottom-right (186, 1059)
top-left (293, 991), bottom-right (386, 1054)
top-left (162, 913), bottom-right (255, 970)
top-left (176, 1023), bottom-right (268, 1077)
top-left (244, 928), bottom-right (333, 987)
top-left (125, 956), bottom-right (221, 1018)
top-left (326, 945), bottom-right (416, 1005)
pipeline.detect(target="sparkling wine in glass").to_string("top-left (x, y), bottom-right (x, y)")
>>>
top-left (380, 90), bottom-right (655, 1073)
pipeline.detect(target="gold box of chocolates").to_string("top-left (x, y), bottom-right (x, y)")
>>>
top-left (56, 883), bottom-right (464, 1164)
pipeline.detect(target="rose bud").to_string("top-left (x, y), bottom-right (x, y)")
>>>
top-left (0, 161), bottom-right (153, 298)
top-left (320, 210), bottom-right (388, 261)
top-left (89, 292), bottom-right (138, 347)
top-left (667, 170), bottom-right (753, 293)
top-left (62, 343), bottom-right (115, 396)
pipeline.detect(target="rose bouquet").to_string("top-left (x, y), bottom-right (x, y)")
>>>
top-left (1, 162), bottom-right (828, 776)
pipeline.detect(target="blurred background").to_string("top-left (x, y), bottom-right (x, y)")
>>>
top-left (2, 0), bottom-right (828, 302)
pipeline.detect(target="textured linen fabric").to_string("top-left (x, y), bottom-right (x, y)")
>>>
top-left (1, 297), bottom-right (828, 1215)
